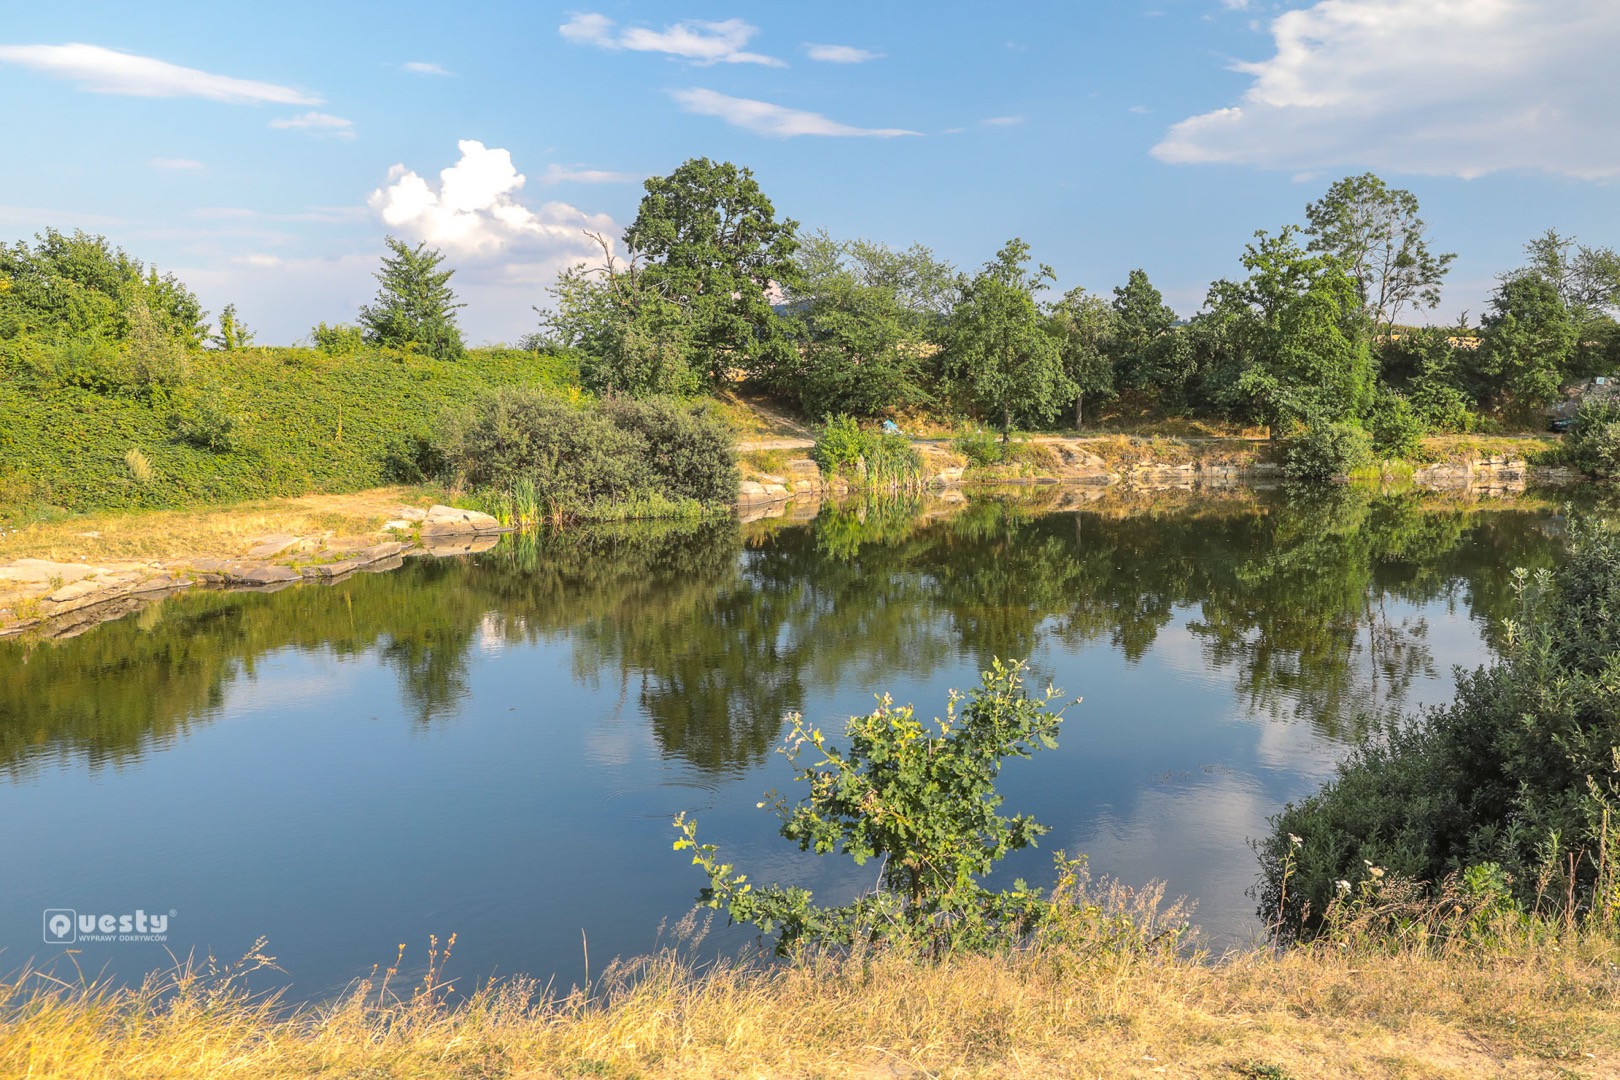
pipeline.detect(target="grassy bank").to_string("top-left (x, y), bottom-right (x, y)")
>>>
top-left (3, 924), bottom-right (1616, 1078)
top-left (0, 345), bottom-right (575, 521)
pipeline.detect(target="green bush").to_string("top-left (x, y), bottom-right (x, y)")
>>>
top-left (812, 414), bottom-right (923, 487)
top-left (951, 428), bottom-right (1006, 466)
top-left (167, 388), bottom-right (237, 453)
top-left (1258, 518), bottom-right (1620, 938)
top-left (1283, 421), bottom-right (1373, 482)
top-left (811, 414), bottom-right (868, 474)
top-left (1366, 391), bottom-right (1426, 459)
top-left (1564, 398), bottom-right (1620, 480)
top-left (675, 659), bottom-right (1090, 955)
top-left (437, 389), bottom-right (738, 519)
top-left (311, 322), bottom-right (366, 355)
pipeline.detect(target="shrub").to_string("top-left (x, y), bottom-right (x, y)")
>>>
top-left (598, 397), bottom-right (737, 505)
top-left (167, 387), bottom-right (237, 452)
top-left (438, 389), bottom-right (739, 519)
top-left (674, 659), bottom-right (1091, 955)
top-left (1258, 518), bottom-right (1620, 938)
top-left (1283, 421), bottom-right (1373, 482)
top-left (311, 322), bottom-right (366, 355)
top-left (1564, 398), bottom-right (1620, 480)
top-left (1366, 391), bottom-right (1426, 459)
top-left (811, 414), bottom-right (867, 474)
top-left (952, 428), bottom-right (1006, 467)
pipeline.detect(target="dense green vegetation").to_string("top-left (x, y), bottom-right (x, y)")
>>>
top-left (1260, 517), bottom-right (1620, 938)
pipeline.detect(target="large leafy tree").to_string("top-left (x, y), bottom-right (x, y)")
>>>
top-left (1517, 229), bottom-right (1620, 375)
top-left (1472, 274), bottom-right (1577, 411)
top-left (1046, 287), bottom-right (1119, 429)
top-left (1304, 173), bottom-right (1455, 331)
top-left (0, 228), bottom-right (204, 344)
top-left (778, 231), bottom-right (957, 416)
top-left (944, 239), bottom-right (1071, 437)
top-left (1207, 227), bottom-right (1375, 435)
top-left (623, 158), bottom-right (799, 385)
top-left (1109, 269), bottom-right (1181, 393)
top-left (358, 236), bottom-right (466, 360)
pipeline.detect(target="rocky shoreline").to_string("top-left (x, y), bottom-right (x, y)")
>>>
top-left (0, 504), bottom-right (506, 642)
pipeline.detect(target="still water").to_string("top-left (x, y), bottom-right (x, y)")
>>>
top-left (0, 489), bottom-right (1565, 1000)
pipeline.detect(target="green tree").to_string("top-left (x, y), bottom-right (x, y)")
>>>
top-left (1472, 274), bottom-right (1576, 411)
top-left (1206, 227), bottom-right (1375, 436)
top-left (777, 231), bottom-right (956, 416)
top-left (0, 228), bottom-right (204, 344)
top-left (623, 158), bottom-right (799, 385)
top-left (944, 239), bottom-right (1071, 438)
top-left (1303, 173), bottom-right (1455, 331)
top-left (208, 303), bottom-right (255, 350)
top-left (674, 659), bottom-right (1075, 954)
top-left (358, 236), bottom-right (466, 360)
top-left (1046, 287), bottom-right (1119, 429)
top-left (541, 235), bottom-right (701, 397)
top-left (1109, 269), bottom-right (1183, 395)
top-left (1518, 229), bottom-right (1620, 375)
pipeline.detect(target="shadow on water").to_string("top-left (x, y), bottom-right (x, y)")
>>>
top-left (0, 487), bottom-right (1568, 781)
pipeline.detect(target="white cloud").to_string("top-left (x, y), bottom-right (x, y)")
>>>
top-left (559, 13), bottom-right (784, 66)
top-left (982, 115), bottom-right (1025, 127)
top-left (270, 111), bottom-right (356, 138)
top-left (1154, 0), bottom-right (1620, 179)
top-left (805, 43), bottom-right (884, 63)
top-left (669, 88), bottom-right (919, 138)
top-left (402, 61), bottom-right (453, 76)
top-left (0, 43), bottom-right (320, 104)
top-left (541, 164), bottom-right (637, 184)
top-left (368, 139), bottom-right (616, 262)
top-left (234, 253), bottom-right (284, 268)
top-left (149, 157), bottom-right (204, 170)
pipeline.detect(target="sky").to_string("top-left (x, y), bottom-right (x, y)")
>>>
top-left (2, 0), bottom-right (1616, 345)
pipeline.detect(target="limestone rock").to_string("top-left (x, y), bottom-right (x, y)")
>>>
top-left (419, 504), bottom-right (503, 537)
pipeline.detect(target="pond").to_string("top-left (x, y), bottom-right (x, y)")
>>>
top-left (0, 488), bottom-right (1567, 1001)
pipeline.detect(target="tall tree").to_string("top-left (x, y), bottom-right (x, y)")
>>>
top-left (623, 158), bottom-right (799, 384)
top-left (0, 228), bottom-right (204, 344)
top-left (1517, 229), bottom-right (1620, 374)
top-left (1109, 268), bottom-right (1186, 398)
top-left (1473, 274), bottom-right (1577, 410)
top-left (358, 237), bottom-right (466, 360)
top-left (1304, 173), bottom-right (1455, 330)
top-left (1207, 227), bottom-right (1375, 436)
top-left (944, 239), bottom-right (1070, 438)
top-left (1046, 287), bottom-right (1119, 429)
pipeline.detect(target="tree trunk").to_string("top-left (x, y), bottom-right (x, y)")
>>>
top-left (1075, 391), bottom-right (1084, 431)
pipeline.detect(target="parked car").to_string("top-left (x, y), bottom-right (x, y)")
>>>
top-left (1548, 416), bottom-right (1574, 433)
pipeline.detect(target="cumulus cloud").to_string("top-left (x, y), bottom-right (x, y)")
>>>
top-left (1154, 0), bottom-right (1620, 179)
top-left (0, 43), bottom-right (319, 104)
top-left (149, 157), bottom-right (204, 170)
top-left (270, 111), bottom-right (356, 138)
top-left (669, 88), bottom-right (919, 138)
top-left (805, 43), bottom-right (884, 63)
top-left (559, 13), bottom-right (784, 66)
top-left (368, 139), bottom-right (616, 260)
top-left (541, 164), bottom-right (638, 184)
top-left (402, 61), bottom-right (452, 76)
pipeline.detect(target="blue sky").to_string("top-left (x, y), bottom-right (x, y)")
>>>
top-left (2, 1), bottom-right (1616, 344)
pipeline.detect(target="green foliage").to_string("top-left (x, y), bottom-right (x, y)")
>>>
top-left (0, 342), bottom-right (577, 512)
top-left (1283, 421), bottom-right (1373, 481)
top-left (358, 236), bottom-right (467, 360)
top-left (623, 158), bottom-right (799, 385)
top-left (209, 303), bottom-right (255, 350)
top-left (944, 239), bottom-right (1071, 435)
top-left (1473, 274), bottom-right (1577, 411)
top-left (811, 415), bottom-right (923, 487)
top-left (1366, 391), bottom-right (1427, 459)
top-left (1047, 287), bottom-right (1119, 429)
top-left (1303, 173), bottom-right (1454, 329)
top-left (1259, 518), bottom-right (1620, 938)
top-left (0, 228), bottom-right (204, 345)
top-left (437, 388), bottom-right (737, 519)
top-left (673, 659), bottom-right (1078, 954)
top-left (951, 428), bottom-right (1007, 467)
top-left (1109, 269), bottom-right (1184, 398)
top-left (1564, 398), bottom-right (1620, 480)
top-left (312, 322), bottom-right (367, 355)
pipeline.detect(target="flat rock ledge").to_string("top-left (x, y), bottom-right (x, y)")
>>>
top-left (0, 504), bottom-right (507, 642)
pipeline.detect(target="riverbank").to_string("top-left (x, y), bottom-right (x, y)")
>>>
top-left (3, 926), bottom-right (1615, 1078)
top-left (0, 488), bottom-right (506, 640)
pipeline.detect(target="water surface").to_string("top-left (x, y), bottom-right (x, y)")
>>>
top-left (0, 489), bottom-right (1564, 999)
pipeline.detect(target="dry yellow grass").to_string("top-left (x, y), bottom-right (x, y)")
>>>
top-left (3, 930), bottom-right (1616, 1079)
top-left (0, 486), bottom-right (443, 565)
